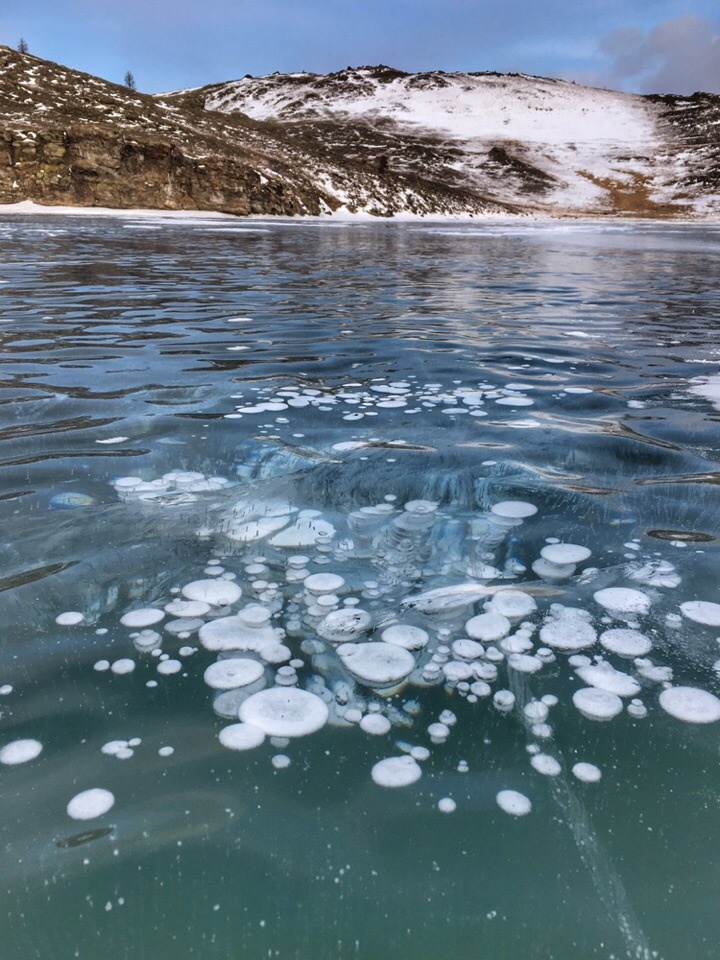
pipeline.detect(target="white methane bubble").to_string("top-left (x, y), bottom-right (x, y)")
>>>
top-left (599, 628), bottom-right (652, 658)
top-left (679, 601), bottom-right (720, 627)
top-left (572, 762), bottom-right (602, 783)
top-left (0, 739), bottom-right (43, 765)
top-left (203, 658), bottom-right (265, 690)
top-left (66, 788), bottom-right (115, 820)
top-left (182, 579), bottom-right (242, 607)
top-left (371, 756), bottom-right (423, 788)
top-left (359, 713), bottom-right (392, 735)
top-left (55, 611), bottom-right (84, 626)
top-left (239, 687), bottom-right (330, 737)
top-left (593, 588), bottom-right (651, 618)
top-left (119, 608), bottom-right (165, 628)
top-left (496, 789), bottom-right (532, 816)
top-left (658, 687), bottom-right (720, 724)
top-left (573, 687), bottom-right (624, 722)
top-left (218, 722), bottom-right (266, 751)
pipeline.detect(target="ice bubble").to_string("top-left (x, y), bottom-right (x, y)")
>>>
top-left (101, 740), bottom-right (127, 756)
top-left (470, 680), bottom-right (492, 698)
top-left (627, 700), bottom-right (648, 719)
top-left (438, 797), bottom-right (457, 813)
top-left (304, 573), bottom-right (345, 595)
top-left (575, 662), bottom-right (641, 698)
top-left (94, 659), bottom-right (110, 672)
top-left (428, 722), bottom-right (450, 742)
top-left (239, 687), bottom-right (329, 737)
top-left (530, 754), bottom-right (561, 777)
top-left (337, 642), bottom-right (415, 686)
top-left (182, 579), bottom-right (241, 607)
top-left (634, 658), bottom-right (673, 683)
top-left (269, 517), bottom-right (335, 548)
top-left (55, 611), bottom-right (84, 626)
top-left (523, 701), bottom-right (549, 723)
top-left (540, 543), bottom-right (591, 565)
top-left (600, 628), bottom-right (652, 657)
top-left (0, 738), bottom-right (43, 765)
top-left (110, 659), bottom-right (136, 675)
top-left (540, 605), bottom-right (596, 651)
top-left (272, 754), bottom-right (291, 769)
top-left (473, 661), bottom-right (498, 681)
top-left (218, 722), bottom-right (266, 751)
top-left (496, 790), bottom-right (532, 816)
top-left (164, 599), bottom-right (211, 618)
top-left (260, 644), bottom-right (292, 664)
top-left (572, 762), bottom-right (602, 783)
top-left (158, 746), bottom-right (174, 757)
top-left (157, 659), bottom-right (182, 675)
top-left (359, 713), bottom-right (391, 735)
top-left (572, 687), bottom-right (623, 721)
top-left (133, 629), bottom-right (162, 652)
top-left (371, 756), bottom-right (422, 788)
top-left (496, 396), bottom-right (534, 406)
top-left (382, 624), bottom-right (430, 651)
top-left (659, 686), bottom-right (720, 724)
top-left (679, 601), bottom-right (720, 627)
top-left (493, 690), bottom-right (516, 712)
top-left (489, 589), bottom-right (537, 621)
top-left (443, 661), bottom-right (475, 683)
top-left (627, 560), bottom-right (680, 588)
top-left (593, 587), bottom-right (651, 617)
top-left (227, 515), bottom-right (292, 542)
top-left (164, 617), bottom-right (204, 636)
top-left (532, 558), bottom-right (577, 581)
top-left (317, 608), bottom-right (372, 643)
top-left (401, 583), bottom-right (489, 619)
top-left (507, 653), bottom-right (543, 673)
top-left (119, 608), bottom-right (165, 628)
top-left (490, 501), bottom-right (537, 519)
top-left (449, 639), bottom-right (482, 663)
top-left (466, 611), bottom-right (511, 643)
top-left (67, 788), bottom-right (115, 820)
top-left (204, 658), bottom-right (265, 690)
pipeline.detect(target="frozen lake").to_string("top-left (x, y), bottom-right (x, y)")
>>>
top-left (1, 214), bottom-right (719, 960)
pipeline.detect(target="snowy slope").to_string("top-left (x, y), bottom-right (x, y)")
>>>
top-left (192, 66), bottom-right (719, 218)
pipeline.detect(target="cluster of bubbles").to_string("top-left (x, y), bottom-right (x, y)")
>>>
top-left (8, 439), bottom-right (718, 823)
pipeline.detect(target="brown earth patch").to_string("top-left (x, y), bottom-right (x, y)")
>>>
top-left (579, 170), bottom-right (692, 218)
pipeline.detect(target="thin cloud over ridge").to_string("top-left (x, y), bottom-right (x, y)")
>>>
top-left (574, 14), bottom-right (720, 94)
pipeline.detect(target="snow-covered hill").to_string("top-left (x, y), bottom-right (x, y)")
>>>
top-left (1, 48), bottom-right (718, 219)
top-left (185, 65), bottom-right (720, 218)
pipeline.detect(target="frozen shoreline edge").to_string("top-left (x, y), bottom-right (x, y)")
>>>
top-left (0, 199), bottom-right (717, 226)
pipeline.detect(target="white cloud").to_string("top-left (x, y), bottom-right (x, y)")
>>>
top-left (577, 14), bottom-right (720, 94)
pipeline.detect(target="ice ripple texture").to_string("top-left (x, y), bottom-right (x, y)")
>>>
top-left (1, 216), bottom-right (720, 960)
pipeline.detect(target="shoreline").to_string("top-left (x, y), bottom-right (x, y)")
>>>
top-left (0, 199), bottom-right (718, 226)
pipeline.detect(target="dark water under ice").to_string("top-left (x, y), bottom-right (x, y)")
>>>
top-left (1, 214), bottom-right (719, 960)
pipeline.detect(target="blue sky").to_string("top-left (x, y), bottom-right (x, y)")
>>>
top-left (3, 0), bottom-right (719, 95)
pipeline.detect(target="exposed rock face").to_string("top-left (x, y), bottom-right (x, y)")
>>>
top-left (1, 128), bottom-right (319, 215)
top-left (1, 46), bottom-right (718, 219)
